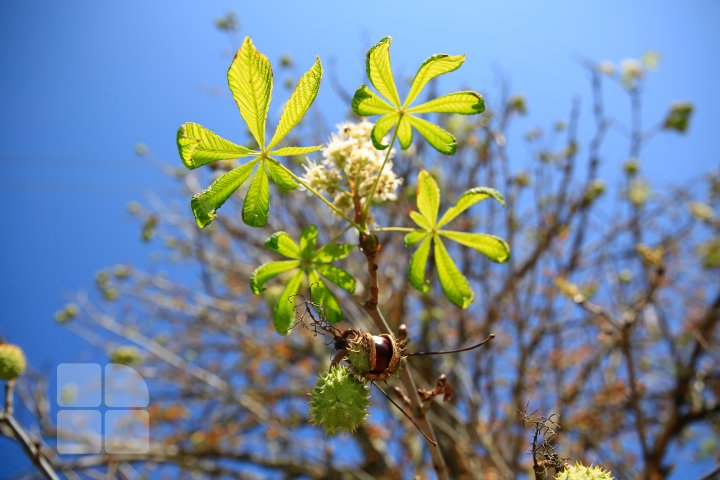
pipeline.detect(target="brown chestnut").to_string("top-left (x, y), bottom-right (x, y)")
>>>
top-left (371, 335), bottom-right (393, 374)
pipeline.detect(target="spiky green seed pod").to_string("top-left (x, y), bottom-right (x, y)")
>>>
top-left (0, 343), bottom-right (27, 381)
top-left (308, 365), bottom-right (369, 435)
top-left (555, 463), bottom-right (615, 480)
top-left (110, 346), bottom-right (142, 366)
top-left (347, 336), bottom-right (371, 374)
top-left (343, 331), bottom-right (404, 381)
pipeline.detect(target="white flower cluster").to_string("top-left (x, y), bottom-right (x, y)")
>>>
top-left (300, 120), bottom-right (403, 212)
top-left (620, 58), bottom-right (644, 86)
top-left (596, 51), bottom-right (661, 90)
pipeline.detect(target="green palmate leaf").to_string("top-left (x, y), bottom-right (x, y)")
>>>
top-left (265, 231), bottom-right (301, 258)
top-left (309, 270), bottom-right (343, 323)
top-left (228, 36), bottom-right (273, 147)
top-left (434, 238), bottom-right (474, 308)
top-left (397, 116), bottom-right (413, 150)
top-left (351, 84), bottom-right (395, 115)
top-left (437, 187), bottom-right (506, 227)
top-left (370, 113), bottom-right (399, 150)
top-left (439, 231), bottom-right (510, 263)
top-left (404, 230), bottom-right (428, 246)
top-left (407, 91), bottom-right (485, 115)
top-left (180, 35), bottom-right (325, 230)
top-left (250, 260), bottom-right (299, 294)
top-left (274, 270), bottom-right (304, 334)
top-left (191, 159), bottom-right (259, 228)
top-left (408, 236), bottom-right (432, 292)
top-left (314, 244), bottom-right (355, 263)
top-left (266, 160), bottom-right (297, 190)
top-left (407, 116), bottom-right (457, 155)
top-left (269, 145), bottom-right (322, 156)
top-left (409, 210), bottom-right (431, 230)
top-left (404, 170), bottom-right (510, 307)
top-left (242, 161), bottom-right (270, 227)
top-left (353, 39), bottom-right (485, 156)
top-left (267, 57), bottom-right (323, 149)
top-left (300, 225), bottom-right (318, 259)
top-left (177, 123), bottom-right (257, 169)
top-left (366, 37), bottom-right (401, 107)
top-left (416, 170), bottom-right (441, 225)
top-left (404, 54), bottom-right (466, 108)
top-left (314, 263), bottom-right (356, 293)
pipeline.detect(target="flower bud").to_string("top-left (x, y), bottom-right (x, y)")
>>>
top-left (663, 102), bottom-right (694, 133)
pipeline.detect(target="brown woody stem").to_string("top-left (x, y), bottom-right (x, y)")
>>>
top-left (359, 231), bottom-right (449, 480)
top-left (372, 382), bottom-right (436, 447)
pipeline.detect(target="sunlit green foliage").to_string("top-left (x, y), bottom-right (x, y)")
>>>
top-left (351, 37), bottom-right (485, 154)
top-left (251, 226), bottom-right (356, 333)
top-left (405, 170), bottom-right (509, 308)
top-left (177, 36), bottom-right (323, 228)
top-left (179, 36), bottom-right (509, 328)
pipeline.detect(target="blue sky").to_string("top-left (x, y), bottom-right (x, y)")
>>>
top-left (1, 0), bottom-right (718, 477)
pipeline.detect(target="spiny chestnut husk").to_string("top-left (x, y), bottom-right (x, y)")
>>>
top-left (555, 463), bottom-right (615, 480)
top-left (345, 330), bottom-right (405, 382)
top-left (308, 365), bottom-right (370, 435)
top-left (0, 342), bottom-right (27, 381)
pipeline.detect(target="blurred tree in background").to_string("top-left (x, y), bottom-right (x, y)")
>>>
top-left (2, 19), bottom-right (719, 480)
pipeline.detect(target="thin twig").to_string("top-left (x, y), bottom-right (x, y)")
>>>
top-left (1, 381), bottom-right (61, 480)
top-left (406, 334), bottom-right (495, 356)
top-left (372, 382), bottom-right (436, 447)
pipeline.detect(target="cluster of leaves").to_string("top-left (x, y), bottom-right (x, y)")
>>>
top-left (250, 226), bottom-right (355, 333)
top-left (663, 102), bottom-right (694, 133)
top-left (177, 36), bottom-right (509, 332)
